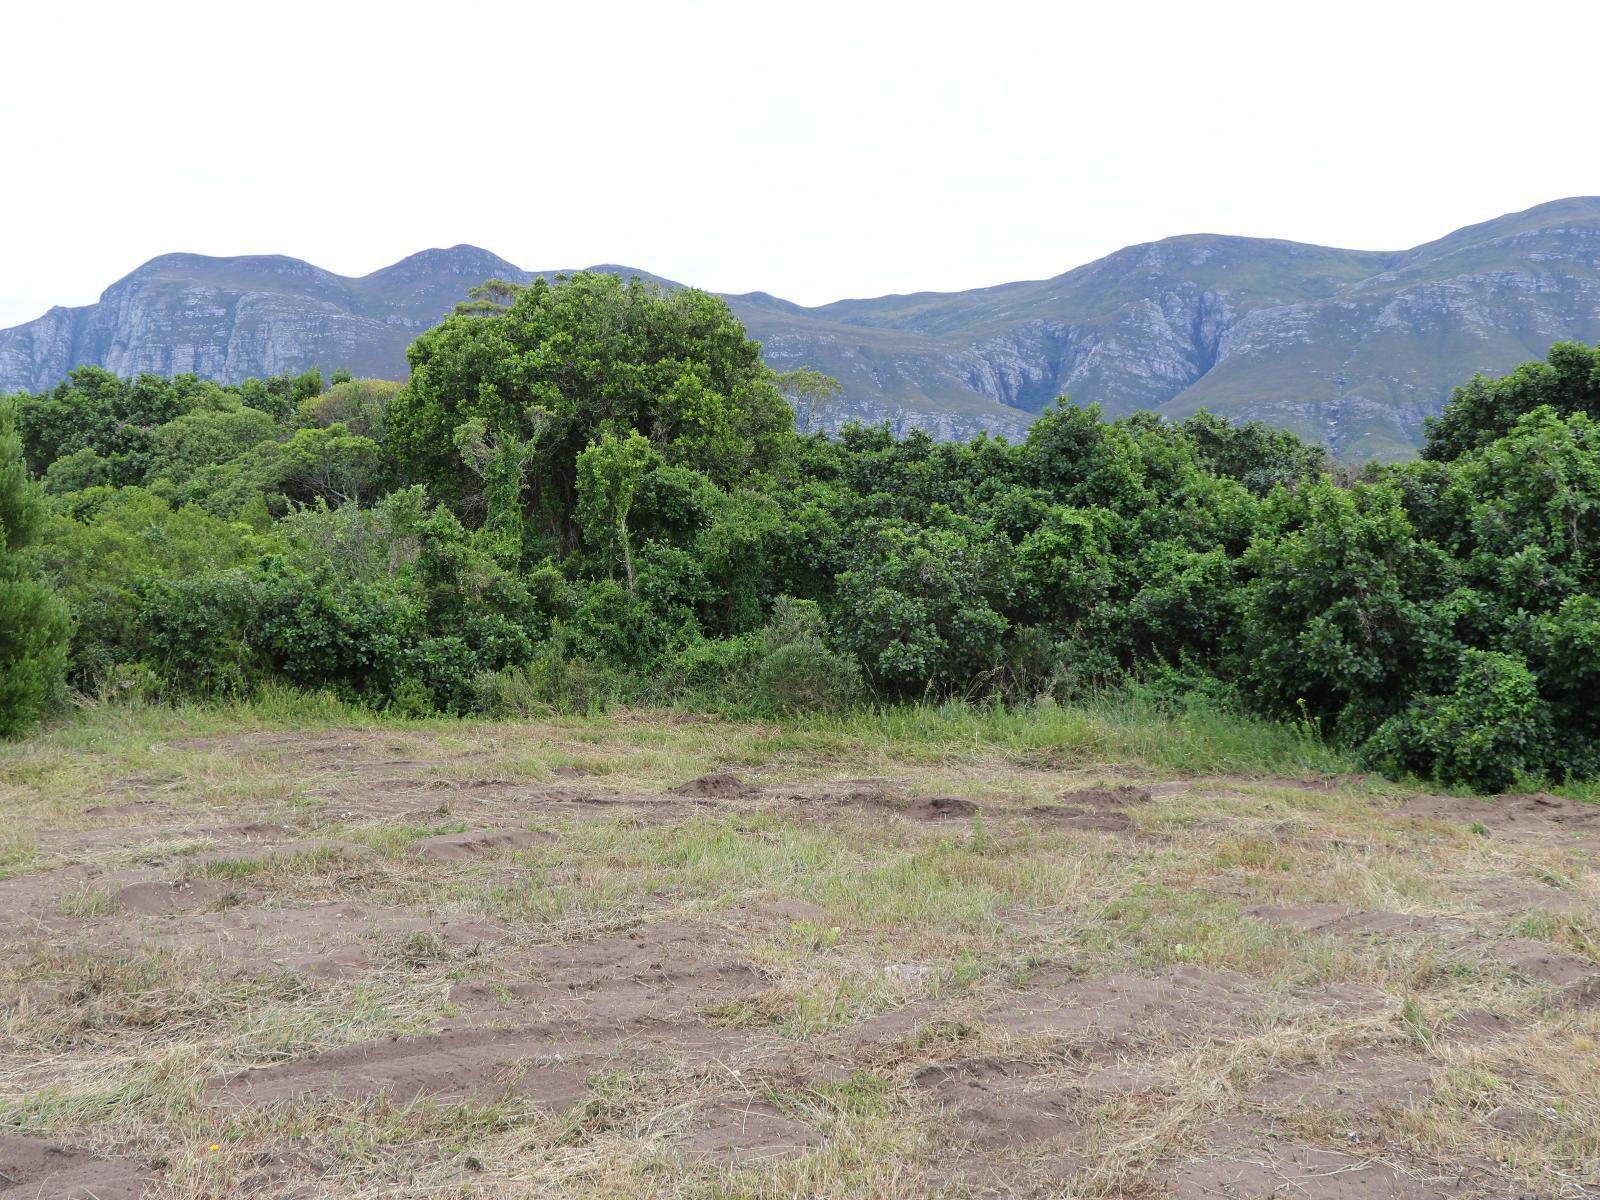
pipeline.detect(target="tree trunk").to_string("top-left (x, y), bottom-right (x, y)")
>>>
top-left (620, 519), bottom-right (636, 591)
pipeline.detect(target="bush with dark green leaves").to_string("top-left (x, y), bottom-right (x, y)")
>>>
top-left (1365, 651), bottom-right (1551, 793)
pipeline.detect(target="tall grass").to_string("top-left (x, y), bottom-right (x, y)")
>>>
top-left (9, 685), bottom-right (1360, 782)
top-left (37, 684), bottom-right (397, 749)
top-left (804, 695), bottom-right (1356, 777)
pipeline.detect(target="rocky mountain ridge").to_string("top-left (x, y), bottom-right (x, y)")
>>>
top-left (5, 197), bottom-right (1600, 458)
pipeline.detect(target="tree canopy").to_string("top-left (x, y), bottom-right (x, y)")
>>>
top-left (385, 272), bottom-right (792, 555)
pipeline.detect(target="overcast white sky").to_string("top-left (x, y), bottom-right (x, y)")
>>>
top-left (1, 0), bottom-right (1595, 328)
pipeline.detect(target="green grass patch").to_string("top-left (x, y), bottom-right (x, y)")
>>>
top-left (0, 834), bottom-right (38, 879)
top-left (55, 884), bottom-right (119, 919)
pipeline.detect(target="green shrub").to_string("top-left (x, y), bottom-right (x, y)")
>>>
top-left (755, 639), bottom-right (863, 714)
top-left (997, 626), bottom-right (1059, 702)
top-left (139, 571), bottom-right (268, 699)
top-left (567, 579), bottom-right (668, 665)
top-left (470, 667), bottom-right (545, 718)
top-left (747, 596), bottom-right (864, 713)
top-left (658, 635), bottom-right (765, 703)
top-left (97, 662), bottom-right (162, 705)
top-left (474, 629), bottom-right (620, 718)
top-left (11, 316), bottom-right (1600, 795)
top-left (1365, 651), bottom-right (1550, 792)
top-left (42, 448), bottom-right (112, 495)
top-left (400, 635), bottom-right (479, 714)
top-left (762, 596), bottom-right (829, 650)
top-left (833, 522), bottom-right (1011, 699)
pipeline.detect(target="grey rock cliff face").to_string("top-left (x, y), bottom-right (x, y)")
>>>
top-left (5, 199), bottom-right (1600, 457)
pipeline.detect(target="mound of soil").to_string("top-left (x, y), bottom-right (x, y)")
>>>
top-left (1496, 939), bottom-right (1600, 1000)
top-left (903, 795), bottom-right (979, 821)
top-left (411, 829), bottom-right (547, 862)
top-left (115, 878), bottom-right (233, 915)
top-left (831, 787), bottom-right (979, 822)
top-left (672, 773), bottom-right (759, 799)
top-left (1059, 785), bottom-right (1152, 808)
top-left (1028, 786), bottom-right (1152, 832)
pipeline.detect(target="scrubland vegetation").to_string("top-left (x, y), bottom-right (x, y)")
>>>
top-left (5, 273), bottom-right (1600, 792)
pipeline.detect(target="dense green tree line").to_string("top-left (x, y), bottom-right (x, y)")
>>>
top-left (3, 272), bottom-right (1598, 791)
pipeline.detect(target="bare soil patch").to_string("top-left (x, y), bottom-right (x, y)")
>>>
top-left (903, 795), bottom-right (980, 822)
top-left (1402, 790), bottom-right (1600, 847)
top-left (1246, 903), bottom-right (1600, 1006)
top-left (209, 1026), bottom-right (596, 1108)
top-left (826, 787), bottom-right (979, 823)
top-left (682, 1098), bottom-right (821, 1162)
top-left (0, 1134), bottom-right (147, 1199)
top-left (448, 920), bottom-right (774, 1027)
top-left (915, 1057), bottom-right (1079, 1149)
top-left (1246, 904), bottom-right (1462, 938)
top-left (1170, 1128), bottom-right (1466, 1199)
top-left (1029, 784), bottom-right (1153, 832)
top-left (53, 900), bottom-right (509, 980)
top-left (1249, 1048), bottom-right (1435, 1114)
top-left (114, 878), bottom-right (234, 915)
top-left (984, 965), bottom-right (1263, 1043)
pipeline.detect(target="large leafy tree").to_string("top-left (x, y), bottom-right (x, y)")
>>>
top-left (385, 272), bottom-right (793, 555)
top-left (0, 398), bottom-right (70, 735)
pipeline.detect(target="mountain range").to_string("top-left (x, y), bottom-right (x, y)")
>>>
top-left (5, 198), bottom-right (1600, 459)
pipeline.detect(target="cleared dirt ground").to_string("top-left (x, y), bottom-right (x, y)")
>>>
top-left (0, 715), bottom-right (1597, 1198)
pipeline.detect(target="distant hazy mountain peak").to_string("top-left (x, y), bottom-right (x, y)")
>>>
top-left (363, 244), bottom-right (524, 282)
